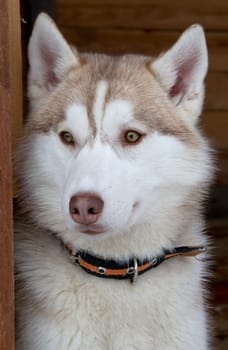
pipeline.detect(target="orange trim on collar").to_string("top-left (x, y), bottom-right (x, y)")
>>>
top-left (64, 244), bottom-right (206, 283)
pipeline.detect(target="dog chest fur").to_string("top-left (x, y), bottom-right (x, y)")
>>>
top-left (15, 224), bottom-right (208, 350)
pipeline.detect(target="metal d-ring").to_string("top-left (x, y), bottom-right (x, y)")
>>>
top-left (132, 257), bottom-right (138, 284)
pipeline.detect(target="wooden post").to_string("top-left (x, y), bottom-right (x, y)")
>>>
top-left (0, 0), bottom-right (22, 349)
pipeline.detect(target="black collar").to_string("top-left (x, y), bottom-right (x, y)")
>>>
top-left (64, 244), bottom-right (206, 283)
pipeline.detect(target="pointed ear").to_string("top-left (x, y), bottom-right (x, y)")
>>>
top-left (151, 25), bottom-right (208, 123)
top-left (28, 13), bottom-right (79, 108)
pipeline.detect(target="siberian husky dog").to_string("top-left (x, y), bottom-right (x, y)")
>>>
top-left (15, 13), bottom-right (213, 350)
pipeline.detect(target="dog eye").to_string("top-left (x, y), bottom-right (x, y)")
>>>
top-left (59, 131), bottom-right (75, 146)
top-left (125, 130), bottom-right (142, 144)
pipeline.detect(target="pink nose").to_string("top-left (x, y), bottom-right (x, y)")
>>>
top-left (69, 194), bottom-right (104, 225)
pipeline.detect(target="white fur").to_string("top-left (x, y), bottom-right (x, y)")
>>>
top-left (93, 80), bottom-right (108, 131)
top-left (62, 104), bottom-right (89, 145)
top-left (103, 99), bottom-right (134, 140)
top-left (15, 13), bottom-right (213, 350)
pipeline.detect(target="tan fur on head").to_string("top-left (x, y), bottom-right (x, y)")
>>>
top-left (28, 14), bottom-right (208, 126)
top-left (27, 24), bottom-right (208, 151)
top-left (27, 54), bottom-right (197, 145)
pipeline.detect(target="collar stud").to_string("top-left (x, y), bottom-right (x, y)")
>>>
top-left (151, 257), bottom-right (158, 265)
top-left (97, 266), bottom-right (106, 275)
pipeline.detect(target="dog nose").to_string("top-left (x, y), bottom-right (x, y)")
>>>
top-left (69, 194), bottom-right (104, 225)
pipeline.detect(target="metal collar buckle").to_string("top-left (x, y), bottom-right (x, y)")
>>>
top-left (70, 251), bottom-right (81, 265)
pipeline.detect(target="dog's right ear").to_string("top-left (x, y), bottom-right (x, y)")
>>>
top-left (151, 25), bottom-right (208, 124)
top-left (28, 13), bottom-right (79, 108)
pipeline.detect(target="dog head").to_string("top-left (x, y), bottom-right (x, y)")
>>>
top-left (16, 14), bottom-right (212, 244)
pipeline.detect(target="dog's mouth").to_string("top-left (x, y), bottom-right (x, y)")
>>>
top-left (78, 224), bottom-right (106, 235)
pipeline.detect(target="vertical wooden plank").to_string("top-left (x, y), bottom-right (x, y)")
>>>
top-left (0, 0), bottom-right (22, 349)
top-left (10, 0), bottom-right (23, 151)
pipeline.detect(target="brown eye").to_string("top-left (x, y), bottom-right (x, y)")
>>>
top-left (125, 130), bottom-right (142, 144)
top-left (59, 131), bottom-right (75, 146)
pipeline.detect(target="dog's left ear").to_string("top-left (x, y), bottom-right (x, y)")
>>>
top-left (28, 13), bottom-right (79, 109)
top-left (151, 25), bottom-right (208, 123)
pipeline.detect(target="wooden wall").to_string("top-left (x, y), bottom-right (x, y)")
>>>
top-left (0, 0), bottom-right (22, 348)
top-left (57, 0), bottom-right (228, 187)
